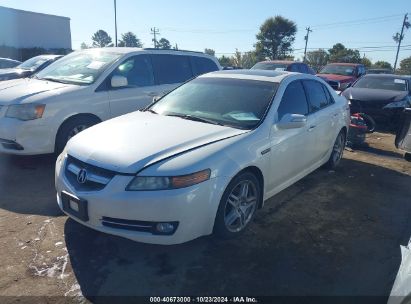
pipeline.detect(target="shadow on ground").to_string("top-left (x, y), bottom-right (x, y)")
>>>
top-left (0, 154), bottom-right (62, 216)
top-left (64, 158), bottom-right (411, 301)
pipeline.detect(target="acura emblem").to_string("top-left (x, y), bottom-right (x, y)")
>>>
top-left (77, 169), bottom-right (88, 184)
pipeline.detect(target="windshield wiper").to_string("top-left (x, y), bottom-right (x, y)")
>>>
top-left (143, 109), bottom-right (158, 114)
top-left (41, 77), bottom-right (70, 84)
top-left (166, 113), bottom-right (224, 126)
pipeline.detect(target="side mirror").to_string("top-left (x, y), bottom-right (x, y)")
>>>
top-left (111, 75), bottom-right (128, 88)
top-left (277, 113), bottom-right (307, 129)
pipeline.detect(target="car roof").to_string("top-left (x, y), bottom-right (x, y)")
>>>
top-left (327, 63), bottom-right (361, 66)
top-left (363, 73), bottom-right (411, 80)
top-left (200, 69), bottom-right (305, 83)
top-left (82, 47), bottom-right (211, 57)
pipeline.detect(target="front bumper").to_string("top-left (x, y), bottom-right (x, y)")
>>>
top-left (55, 155), bottom-right (228, 245)
top-left (0, 116), bottom-right (55, 155)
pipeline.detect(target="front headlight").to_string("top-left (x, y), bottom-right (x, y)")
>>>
top-left (6, 104), bottom-right (46, 121)
top-left (126, 169), bottom-right (211, 191)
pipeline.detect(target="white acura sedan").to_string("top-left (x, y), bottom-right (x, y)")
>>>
top-left (55, 70), bottom-right (350, 245)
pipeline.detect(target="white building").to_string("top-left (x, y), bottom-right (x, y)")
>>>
top-left (0, 6), bottom-right (71, 50)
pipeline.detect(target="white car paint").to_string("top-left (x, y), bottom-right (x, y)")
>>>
top-left (0, 48), bottom-right (220, 155)
top-left (55, 71), bottom-right (350, 245)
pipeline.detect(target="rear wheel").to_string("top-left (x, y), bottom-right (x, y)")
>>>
top-left (325, 130), bottom-right (346, 169)
top-left (55, 116), bottom-right (100, 154)
top-left (214, 172), bottom-right (261, 239)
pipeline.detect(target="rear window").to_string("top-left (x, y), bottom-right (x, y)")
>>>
top-left (151, 54), bottom-right (193, 85)
top-left (191, 56), bottom-right (219, 76)
top-left (353, 76), bottom-right (408, 91)
top-left (251, 62), bottom-right (289, 71)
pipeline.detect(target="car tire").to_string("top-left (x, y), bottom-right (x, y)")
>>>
top-left (405, 153), bottom-right (411, 162)
top-left (55, 116), bottom-right (100, 155)
top-left (214, 172), bottom-right (261, 239)
top-left (325, 130), bottom-right (346, 169)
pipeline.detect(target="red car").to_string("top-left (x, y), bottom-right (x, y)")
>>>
top-left (317, 63), bottom-right (366, 91)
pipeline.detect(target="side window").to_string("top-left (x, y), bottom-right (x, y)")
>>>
top-left (300, 64), bottom-right (309, 74)
top-left (151, 54), bottom-right (193, 85)
top-left (289, 64), bottom-right (299, 72)
top-left (303, 80), bottom-right (330, 112)
top-left (277, 80), bottom-right (309, 120)
top-left (113, 55), bottom-right (154, 87)
top-left (322, 84), bottom-right (335, 105)
top-left (191, 56), bottom-right (219, 76)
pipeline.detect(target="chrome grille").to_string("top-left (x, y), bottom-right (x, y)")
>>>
top-left (65, 155), bottom-right (115, 191)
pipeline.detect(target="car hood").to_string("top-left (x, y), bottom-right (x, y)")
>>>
top-left (66, 111), bottom-right (249, 174)
top-left (317, 74), bottom-right (354, 83)
top-left (0, 78), bottom-right (73, 105)
top-left (342, 87), bottom-right (408, 102)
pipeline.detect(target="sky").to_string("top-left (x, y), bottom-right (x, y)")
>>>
top-left (0, 0), bottom-right (410, 65)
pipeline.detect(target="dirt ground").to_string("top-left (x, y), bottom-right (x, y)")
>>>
top-left (0, 132), bottom-right (411, 303)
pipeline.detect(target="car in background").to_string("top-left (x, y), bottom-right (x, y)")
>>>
top-left (0, 58), bottom-right (21, 69)
top-left (0, 48), bottom-right (221, 155)
top-left (367, 68), bottom-right (392, 74)
top-left (0, 55), bottom-right (63, 81)
top-left (342, 74), bottom-right (411, 130)
top-left (317, 63), bottom-right (366, 92)
top-left (251, 60), bottom-right (315, 75)
top-left (55, 69), bottom-right (349, 245)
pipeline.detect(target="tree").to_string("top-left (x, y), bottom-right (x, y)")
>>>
top-left (218, 55), bottom-right (232, 67)
top-left (80, 42), bottom-right (89, 49)
top-left (361, 56), bottom-right (372, 68)
top-left (158, 38), bottom-right (171, 49)
top-left (255, 16), bottom-right (297, 60)
top-left (91, 30), bottom-right (113, 48)
top-left (373, 61), bottom-right (393, 70)
top-left (398, 56), bottom-right (411, 75)
top-left (306, 49), bottom-right (329, 72)
top-left (204, 48), bottom-right (215, 57)
top-left (118, 32), bottom-right (143, 47)
top-left (328, 43), bottom-right (361, 63)
top-left (241, 51), bottom-right (259, 69)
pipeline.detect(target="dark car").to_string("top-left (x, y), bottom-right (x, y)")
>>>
top-left (0, 55), bottom-right (63, 81)
top-left (0, 58), bottom-right (21, 69)
top-left (342, 74), bottom-right (411, 129)
top-left (367, 68), bottom-right (393, 74)
top-left (317, 63), bottom-right (366, 91)
top-left (251, 60), bottom-right (315, 75)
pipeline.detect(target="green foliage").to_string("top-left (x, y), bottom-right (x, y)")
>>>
top-left (118, 32), bottom-right (143, 48)
top-left (218, 55), bottom-right (232, 67)
top-left (398, 56), bottom-right (411, 75)
top-left (255, 16), bottom-right (297, 60)
top-left (80, 42), bottom-right (89, 49)
top-left (157, 38), bottom-right (172, 49)
top-left (373, 61), bottom-right (393, 70)
top-left (306, 49), bottom-right (329, 72)
top-left (328, 43), bottom-right (361, 63)
top-left (361, 56), bottom-right (372, 68)
top-left (204, 48), bottom-right (215, 56)
top-left (91, 30), bottom-right (113, 48)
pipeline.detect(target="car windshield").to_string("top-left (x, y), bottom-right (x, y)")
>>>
top-left (320, 64), bottom-right (355, 76)
top-left (353, 76), bottom-right (408, 91)
top-left (36, 50), bottom-right (122, 85)
top-left (251, 62), bottom-right (288, 71)
top-left (17, 56), bottom-right (50, 71)
top-left (149, 77), bottom-right (278, 129)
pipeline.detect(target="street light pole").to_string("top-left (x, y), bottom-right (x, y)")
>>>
top-left (114, 0), bottom-right (118, 47)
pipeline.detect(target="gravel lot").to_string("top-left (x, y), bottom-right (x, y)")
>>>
top-left (0, 132), bottom-right (411, 303)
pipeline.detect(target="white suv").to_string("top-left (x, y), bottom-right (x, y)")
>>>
top-left (0, 48), bottom-right (220, 155)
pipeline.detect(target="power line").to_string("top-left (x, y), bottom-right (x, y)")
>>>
top-left (151, 27), bottom-right (160, 48)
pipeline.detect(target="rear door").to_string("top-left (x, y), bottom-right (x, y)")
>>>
top-left (107, 54), bottom-right (159, 117)
top-left (150, 54), bottom-right (194, 96)
top-left (302, 80), bottom-right (337, 161)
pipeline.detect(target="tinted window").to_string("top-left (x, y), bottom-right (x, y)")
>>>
top-left (113, 55), bottom-right (154, 87)
top-left (251, 62), bottom-right (288, 71)
top-left (191, 56), bottom-right (219, 76)
top-left (151, 54), bottom-right (193, 85)
top-left (353, 76), bottom-right (408, 91)
top-left (303, 80), bottom-right (329, 112)
top-left (277, 80), bottom-right (309, 119)
top-left (322, 84), bottom-right (335, 105)
top-left (150, 77), bottom-right (278, 129)
top-left (289, 64), bottom-right (299, 72)
top-left (299, 64), bottom-right (308, 74)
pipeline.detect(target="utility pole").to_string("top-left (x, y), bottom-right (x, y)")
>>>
top-left (303, 27), bottom-right (312, 63)
top-left (393, 13), bottom-right (410, 72)
top-left (114, 0), bottom-right (118, 47)
top-left (151, 27), bottom-right (160, 48)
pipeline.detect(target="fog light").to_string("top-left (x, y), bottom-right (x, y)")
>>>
top-left (155, 223), bottom-right (175, 234)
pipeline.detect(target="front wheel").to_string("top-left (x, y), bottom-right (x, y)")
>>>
top-left (325, 130), bottom-right (346, 169)
top-left (214, 172), bottom-right (261, 239)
